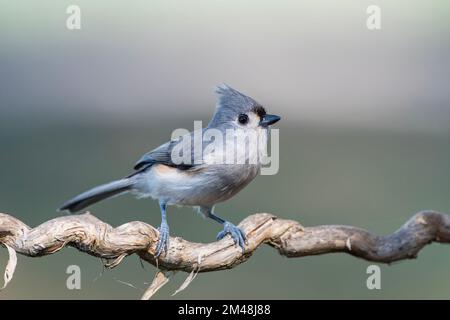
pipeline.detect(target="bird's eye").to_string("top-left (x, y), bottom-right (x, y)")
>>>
top-left (238, 114), bottom-right (249, 125)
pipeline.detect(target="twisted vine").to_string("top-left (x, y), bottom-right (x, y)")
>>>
top-left (0, 210), bottom-right (449, 298)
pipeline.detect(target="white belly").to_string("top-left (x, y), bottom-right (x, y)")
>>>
top-left (132, 127), bottom-right (267, 206)
top-left (132, 163), bottom-right (259, 206)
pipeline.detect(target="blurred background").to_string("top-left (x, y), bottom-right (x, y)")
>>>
top-left (0, 0), bottom-right (449, 299)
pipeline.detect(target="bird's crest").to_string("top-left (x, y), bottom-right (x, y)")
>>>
top-left (208, 84), bottom-right (262, 128)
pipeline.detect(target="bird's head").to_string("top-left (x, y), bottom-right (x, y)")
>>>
top-left (208, 84), bottom-right (280, 130)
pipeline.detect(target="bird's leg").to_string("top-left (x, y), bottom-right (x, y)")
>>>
top-left (201, 207), bottom-right (246, 251)
top-left (155, 201), bottom-right (169, 257)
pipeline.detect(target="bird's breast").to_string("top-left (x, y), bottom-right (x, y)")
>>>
top-left (133, 162), bottom-right (259, 206)
top-left (203, 127), bottom-right (268, 166)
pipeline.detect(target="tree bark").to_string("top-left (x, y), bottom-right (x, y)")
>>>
top-left (0, 210), bottom-right (448, 298)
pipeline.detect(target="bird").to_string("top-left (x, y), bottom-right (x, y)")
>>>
top-left (58, 85), bottom-right (281, 257)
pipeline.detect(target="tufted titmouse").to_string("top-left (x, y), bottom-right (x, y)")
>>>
top-left (59, 85), bottom-right (280, 256)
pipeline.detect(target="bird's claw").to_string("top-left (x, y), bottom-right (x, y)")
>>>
top-left (155, 222), bottom-right (170, 257)
top-left (216, 221), bottom-right (246, 252)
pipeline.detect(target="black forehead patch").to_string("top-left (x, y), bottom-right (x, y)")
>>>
top-left (252, 106), bottom-right (266, 118)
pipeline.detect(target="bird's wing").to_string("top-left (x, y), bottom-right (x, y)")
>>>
top-left (133, 142), bottom-right (173, 170)
top-left (133, 130), bottom-right (205, 171)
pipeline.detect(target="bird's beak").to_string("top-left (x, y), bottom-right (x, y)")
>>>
top-left (260, 114), bottom-right (281, 127)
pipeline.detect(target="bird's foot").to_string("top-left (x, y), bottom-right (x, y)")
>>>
top-left (216, 221), bottom-right (246, 251)
top-left (155, 222), bottom-right (170, 257)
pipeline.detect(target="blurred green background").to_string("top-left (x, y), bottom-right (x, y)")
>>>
top-left (0, 0), bottom-right (449, 299)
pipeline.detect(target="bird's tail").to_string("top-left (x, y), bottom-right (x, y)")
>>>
top-left (58, 178), bottom-right (134, 213)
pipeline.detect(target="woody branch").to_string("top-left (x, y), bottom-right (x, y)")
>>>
top-left (0, 210), bottom-right (449, 299)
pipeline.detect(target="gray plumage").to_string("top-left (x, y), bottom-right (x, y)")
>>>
top-left (59, 84), bottom-right (280, 256)
top-left (59, 178), bottom-right (133, 212)
top-left (208, 84), bottom-right (262, 128)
